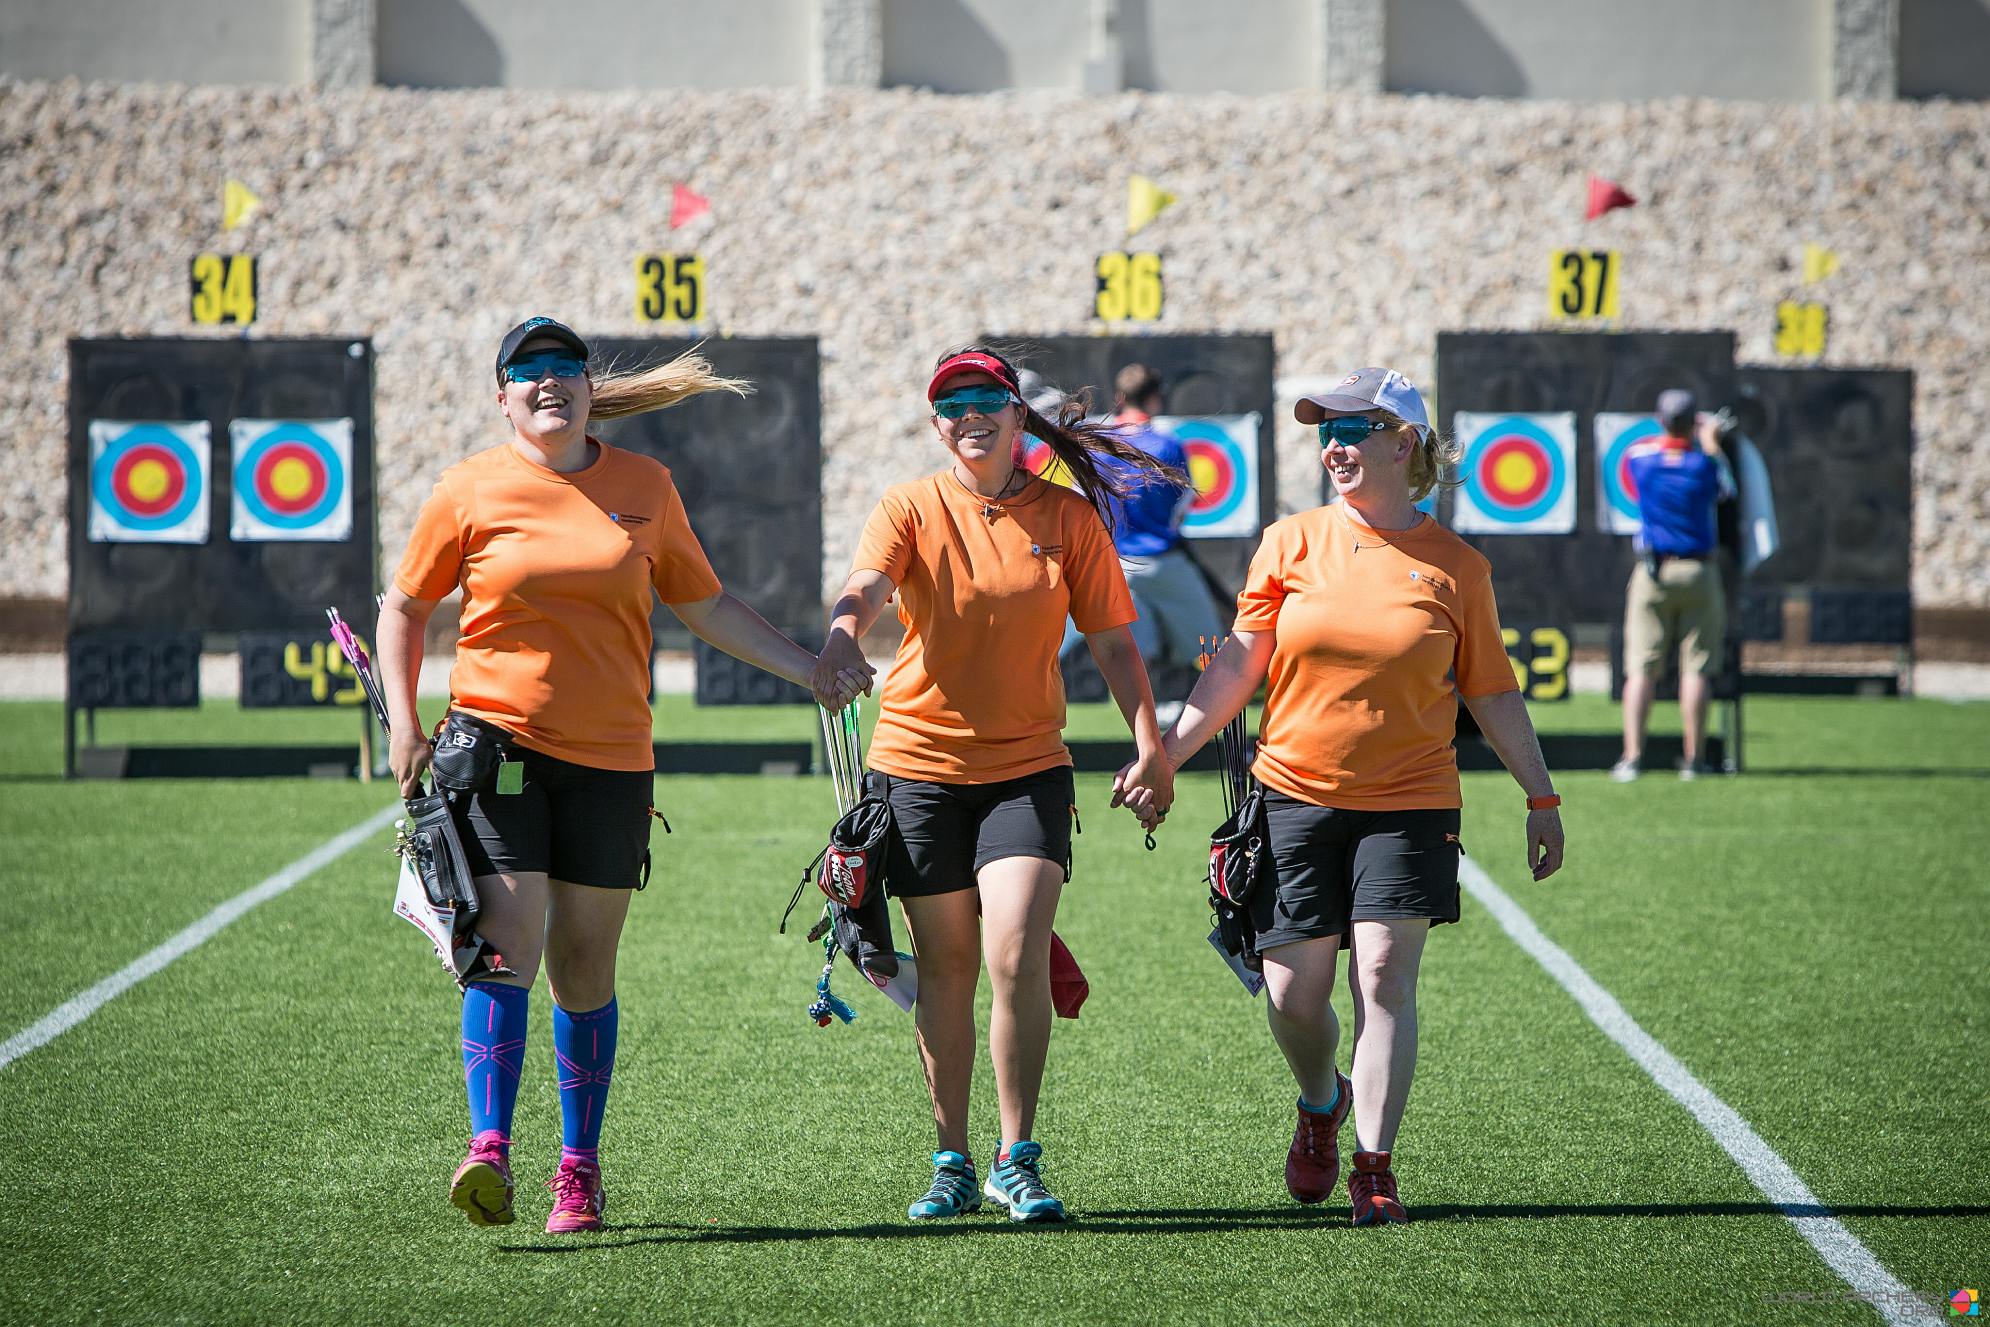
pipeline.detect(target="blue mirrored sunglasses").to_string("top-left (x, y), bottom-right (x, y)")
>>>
top-left (502, 352), bottom-right (587, 383)
top-left (1318, 417), bottom-right (1392, 447)
top-left (933, 388), bottom-right (1017, 420)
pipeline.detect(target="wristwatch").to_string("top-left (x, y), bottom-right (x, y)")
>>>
top-left (1525, 794), bottom-right (1562, 811)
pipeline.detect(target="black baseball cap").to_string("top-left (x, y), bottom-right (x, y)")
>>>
top-left (1655, 388), bottom-right (1698, 427)
top-left (495, 317), bottom-right (590, 381)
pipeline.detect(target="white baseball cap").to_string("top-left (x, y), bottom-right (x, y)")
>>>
top-left (1296, 367), bottom-right (1430, 432)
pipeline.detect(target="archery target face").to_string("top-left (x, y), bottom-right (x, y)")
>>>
top-left (1155, 413), bottom-right (1261, 539)
top-left (1594, 413), bottom-right (1663, 535)
top-left (88, 420), bottom-right (211, 543)
top-left (230, 419), bottom-right (354, 541)
top-left (1449, 412), bottom-right (1576, 535)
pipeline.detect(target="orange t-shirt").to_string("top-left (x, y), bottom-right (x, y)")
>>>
top-left (393, 439), bottom-right (722, 771)
top-left (855, 471), bottom-right (1136, 784)
top-left (1233, 503), bottom-right (1518, 810)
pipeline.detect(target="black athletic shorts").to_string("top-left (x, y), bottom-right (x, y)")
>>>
top-left (874, 766), bottom-right (1076, 898)
top-left (456, 745), bottom-right (656, 890)
top-left (1251, 790), bottom-right (1462, 950)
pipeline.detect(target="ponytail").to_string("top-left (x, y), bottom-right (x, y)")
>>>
top-left (942, 344), bottom-right (1186, 530)
top-left (588, 348), bottom-right (750, 420)
top-left (1404, 420), bottom-right (1461, 503)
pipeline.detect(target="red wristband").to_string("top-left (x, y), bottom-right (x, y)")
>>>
top-left (1526, 794), bottom-right (1561, 811)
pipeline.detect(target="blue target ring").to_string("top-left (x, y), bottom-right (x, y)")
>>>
top-left (234, 423), bottom-right (345, 529)
top-left (92, 424), bottom-right (203, 532)
top-left (1173, 419), bottom-right (1249, 529)
top-left (1461, 415), bottom-right (1567, 525)
top-left (1601, 418), bottom-right (1662, 523)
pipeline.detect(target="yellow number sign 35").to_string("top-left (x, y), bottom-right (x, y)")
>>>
top-left (635, 253), bottom-right (705, 324)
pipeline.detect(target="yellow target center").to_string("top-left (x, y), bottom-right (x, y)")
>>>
top-left (1493, 452), bottom-right (1537, 494)
top-left (1188, 453), bottom-right (1219, 494)
top-left (269, 457), bottom-right (314, 501)
top-left (127, 459), bottom-right (170, 503)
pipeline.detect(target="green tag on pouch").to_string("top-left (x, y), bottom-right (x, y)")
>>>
top-left (497, 760), bottom-right (524, 795)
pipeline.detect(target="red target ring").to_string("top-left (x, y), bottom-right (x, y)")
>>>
top-left (252, 441), bottom-right (329, 515)
top-left (1184, 437), bottom-right (1235, 513)
top-left (111, 444), bottom-right (188, 518)
top-left (1478, 436), bottom-right (1552, 508)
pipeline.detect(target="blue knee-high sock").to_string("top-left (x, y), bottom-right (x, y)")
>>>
top-left (462, 982), bottom-right (529, 1147)
top-left (553, 997), bottom-right (618, 1161)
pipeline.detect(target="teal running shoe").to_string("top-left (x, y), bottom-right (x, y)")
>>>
top-left (983, 1140), bottom-right (1066, 1224)
top-left (908, 1151), bottom-right (982, 1220)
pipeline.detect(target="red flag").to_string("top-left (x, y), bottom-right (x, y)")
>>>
top-left (669, 182), bottom-right (710, 229)
top-left (1585, 175), bottom-right (1636, 220)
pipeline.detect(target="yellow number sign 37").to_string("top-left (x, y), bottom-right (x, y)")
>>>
top-left (1096, 252), bottom-right (1163, 322)
top-left (1547, 250), bottom-right (1619, 320)
top-left (190, 254), bottom-right (257, 325)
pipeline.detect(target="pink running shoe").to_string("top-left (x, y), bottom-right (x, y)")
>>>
top-left (545, 1156), bottom-right (606, 1234)
top-left (449, 1133), bottom-right (514, 1227)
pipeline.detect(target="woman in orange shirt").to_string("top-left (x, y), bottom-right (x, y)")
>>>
top-left (1127, 368), bottom-right (1564, 1225)
top-left (811, 346), bottom-right (1177, 1224)
top-left (378, 318), bottom-right (852, 1234)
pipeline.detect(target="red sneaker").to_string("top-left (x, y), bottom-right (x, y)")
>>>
top-left (1284, 1069), bottom-right (1353, 1204)
top-left (1349, 1149), bottom-right (1408, 1225)
top-left (545, 1156), bottom-right (606, 1234)
top-left (449, 1132), bottom-right (514, 1227)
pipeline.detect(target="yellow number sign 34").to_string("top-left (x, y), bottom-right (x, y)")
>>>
top-left (189, 254), bottom-right (257, 325)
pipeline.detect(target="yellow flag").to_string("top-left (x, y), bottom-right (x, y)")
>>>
top-left (223, 179), bottom-right (262, 232)
top-left (1126, 175), bottom-right (1177, 238)
top-left (1802, 243), bottom-right (1840, 284)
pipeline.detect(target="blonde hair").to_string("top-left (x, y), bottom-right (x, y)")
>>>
top-left (587, 348), bottom-right (751, 420)
top-left (1390, 414), bottom-right (1460, 503)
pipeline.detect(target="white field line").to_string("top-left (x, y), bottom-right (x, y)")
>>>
top-left (1459, 854), bottom-right (1942, 1327)
top-left (0, 803), bottom-right (400, 1072)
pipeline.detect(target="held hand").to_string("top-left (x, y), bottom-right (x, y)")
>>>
top-left (1113, 750), bottom-right (1176, 832)
top-left (1527, 807), bottom-right (1565, 881)
top-left (809, 630), bottom-right (874, 710)
top-left (389, 728), bottom-right (433, 800)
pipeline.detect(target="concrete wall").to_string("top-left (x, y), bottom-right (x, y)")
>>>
top-left (376, 0), bottom-right (811, 90)
top-left (0, 0), bottom-right (309, 85)
top-left (880, 0), bottom-right (1089, 93)
top-left (1385, 0), bottom-right (1832, 101)
top-left (4, 81), bottom-right (1986, 615)
top-left (1124, 0), bottom-right (1322, 93)
top-left (1900, 0), bottom-right (1990, 99)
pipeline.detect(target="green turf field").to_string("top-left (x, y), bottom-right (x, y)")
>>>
top-left (1, 695), bottom-right (1985, 1325)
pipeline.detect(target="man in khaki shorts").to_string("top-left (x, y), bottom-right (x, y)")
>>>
top-left (1615, 388), bottom-right (1735, 781)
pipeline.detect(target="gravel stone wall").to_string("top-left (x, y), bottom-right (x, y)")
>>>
top-left (4, 79), bottom-right (1986, 609)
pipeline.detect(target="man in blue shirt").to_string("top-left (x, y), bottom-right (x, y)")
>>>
top-left (1058, 365), bottom-right (1221, 716)
top-left (1615, 388), bottom-right (1736, 782)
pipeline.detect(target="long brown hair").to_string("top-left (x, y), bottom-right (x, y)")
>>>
top-left (588, 347), bottom-right (751, 420)
top-left (939, 344), bottom-right (1186, 530)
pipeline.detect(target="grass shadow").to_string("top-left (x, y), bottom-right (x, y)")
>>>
top-left (496, 1201), bottom-right (1990, 1253)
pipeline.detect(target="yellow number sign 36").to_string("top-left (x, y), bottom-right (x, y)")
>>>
top-left (1095, 252), bottom-right (1163, 322)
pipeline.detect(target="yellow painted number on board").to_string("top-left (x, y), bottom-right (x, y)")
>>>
top-left (1501, 625), bottom-right (1571, 701)
top-left (1774, 301), bottom-right (1828, 358)
top-left (283, 639), bottom-right (364, 706)
top-left (1547, 250), bottom-right (1618, 320)
top-left (189, 254), bottom-right (257, 325)
top-left (635, 253), bottom-right (705, 324)
top-left (1095, 252), bottom-right (1163, 323)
